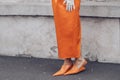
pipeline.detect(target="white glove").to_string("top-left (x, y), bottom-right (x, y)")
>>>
top-left (63, 0), bottom-right (75, 12)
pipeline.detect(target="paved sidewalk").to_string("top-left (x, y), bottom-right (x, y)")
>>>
top-left (0, 56), bottom-right (120, 80)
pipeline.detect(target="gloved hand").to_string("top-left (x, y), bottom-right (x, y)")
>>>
top-left (63, 0), bottom-right (75, 12)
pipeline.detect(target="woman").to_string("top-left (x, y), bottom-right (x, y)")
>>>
top-left (52, 0), bottom-right (87, 76)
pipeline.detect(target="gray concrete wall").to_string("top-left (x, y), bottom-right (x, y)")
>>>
top-left (0, 0), bottom-right (119, 63)
top-left (0, 0), bottom-right (120, 3)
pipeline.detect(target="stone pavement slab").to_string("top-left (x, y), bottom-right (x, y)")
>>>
top-left (0, 56), bottom-right (120, 80)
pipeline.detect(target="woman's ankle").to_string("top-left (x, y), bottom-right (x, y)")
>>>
top-left (75, 57), bottom-right (83, 61)
top-left (63, 58), bottom-right (72, 65)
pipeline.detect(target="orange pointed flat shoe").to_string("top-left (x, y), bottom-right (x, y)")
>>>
top-left (64, 66), bottom-right (86, 75)
top-left (64, 59), bottom-right (87, 75)
top-left (52, 63), bottom-right (73, 76)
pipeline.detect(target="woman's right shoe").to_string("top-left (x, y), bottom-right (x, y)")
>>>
top-left (64, 65), bottom-right (86, 75)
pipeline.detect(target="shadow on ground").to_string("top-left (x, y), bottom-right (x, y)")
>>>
top-left (0, 56), bottom-right (120, 80)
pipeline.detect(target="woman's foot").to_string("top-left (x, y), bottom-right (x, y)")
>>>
top-left (64, 58), bottom-right (87, 75)
top-left (74, 58), bottom-right (87, 68)
top-left (52, 58), bottom-right (73, 76)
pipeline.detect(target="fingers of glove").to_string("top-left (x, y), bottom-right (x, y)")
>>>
top-left (66, 4), bottom-right (69, 11)
top-left (68, 4), bottom-right (75, 12)
top-left (69, 5), bottom-right (72, 11)
top-left (65, 0), bottom-right (75, 12)
top-left (71, 5), bottom-right (75, 11)
top-left (68, 4), bottom-right (71, 11)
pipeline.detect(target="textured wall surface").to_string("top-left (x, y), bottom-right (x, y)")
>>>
top-left (0, 16), bottom-right (119, 63)
top-left (0, 0), bottom-right (119, 63)
top-left (0, 1), bottom-right (120, 17)
top-left (0, 16), bottom-right (57, 58)
top-left (81, 18), bottom-right (120, 63)
top-left (0, 0), bottom-right (120, 3)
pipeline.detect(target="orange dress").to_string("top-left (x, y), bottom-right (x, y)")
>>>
top-left (52, 0), bottom-right (81, 59)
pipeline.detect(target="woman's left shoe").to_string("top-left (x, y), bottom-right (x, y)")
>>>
top-left (52, 63), bottom-right (73, 76)
top-left (64, 59), bottom-right (87, 75)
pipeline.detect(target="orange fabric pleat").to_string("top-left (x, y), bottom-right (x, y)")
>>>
top-left (52, 0), bottom-right (81, 59)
